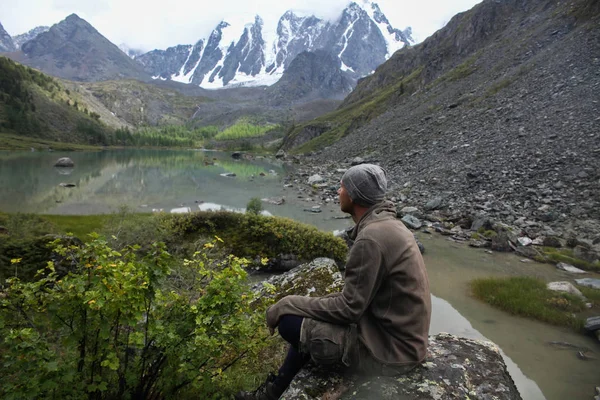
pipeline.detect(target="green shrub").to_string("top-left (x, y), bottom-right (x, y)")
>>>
top-left (246, 198), bottom-right (263, 215)
top-left (171, 212), bottom-right (348, 266)
top-left (0, 235), bottom-right (273, 399)
top-left (471, 276), bottom-right (586, 330)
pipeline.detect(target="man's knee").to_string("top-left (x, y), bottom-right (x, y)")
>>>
top-left (278, 315), bottom-right (303, 347)
top-left (300, 318), bottom-right (357, 367)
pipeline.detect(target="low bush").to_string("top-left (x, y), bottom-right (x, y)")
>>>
top-left (171, 212), bottom-right (348, 265)
top-left (0, 235), bottom-right (273, 399)
top-left (246, 198), bottom-right (263, 215)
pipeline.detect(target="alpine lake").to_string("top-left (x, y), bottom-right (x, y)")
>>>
top-left (1, 148), bottom-right (599, 400)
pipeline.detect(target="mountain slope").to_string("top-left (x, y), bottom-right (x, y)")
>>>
top-left (14, 14), bottom-right (150, 82)
top-left (136, 1), bottom-right (412, 89)
top-left (0, 56), bottom-right (115, 145)
top-left (264, 50), bottom-right (353, 106)
top-left (0, 22), bottom-right (16, 52)
top-left (286, 0), bottom-right (600, 236)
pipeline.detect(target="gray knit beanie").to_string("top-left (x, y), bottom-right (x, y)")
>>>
top-left (341, 164), bottom-right (387, 207)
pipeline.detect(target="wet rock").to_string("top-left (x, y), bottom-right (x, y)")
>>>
top-left (547, 281), bottom-right (584, 298)
top-left (401, 215), bottom-right (422, 230)
top-left (514, 246), bottom-right (540, 259)
top-left (231, 152), bottom-right (243, 159)
top-left (556, 262), bottom-right (586, 274)
top-left (54, 157), bottom-right (74, 167)
top-left (282, 333), bottom-right (521, 400)
top-left (262, 197), bottom-right (285, 205)
top-left (584, 316), bottom-right (600, 332)
top-left (575, 278), bottom-right (600, 290)
top-left (414, 236), bottom-right (425, 254)
top-left (543, 236), bottom-right (562, 248)
top-left (59, 183), bottom-right (76, 188)
top-left (491, 232), bottom-right (512, 252)
top-left (304, 207), bottom-right (323, 213)
top-left (220, 173), bottom-right (236, 177)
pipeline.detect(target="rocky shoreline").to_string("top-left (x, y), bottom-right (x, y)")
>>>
top-left (278, 153), bottom-right (600, 270)
top-left (271, 152), bottom-right (600, 346)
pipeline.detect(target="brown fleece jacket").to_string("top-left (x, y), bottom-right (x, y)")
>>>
top-left (266, 201), bottom-right (431, 365)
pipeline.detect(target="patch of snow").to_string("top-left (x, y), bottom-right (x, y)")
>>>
top-left (360, 0), bottom-right (406, 58)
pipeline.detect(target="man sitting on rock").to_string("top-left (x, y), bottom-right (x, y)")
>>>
top-left (236, 164), bottom-right (431, 400)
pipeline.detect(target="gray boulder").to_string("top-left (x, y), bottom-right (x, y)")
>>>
top-left (282, 333), bottom-right (521, 400)
top-left (491, 232), bottom-right (512, 252)
top-left (54, 157), bottom-right (74, 167)
top-left (424, 197), bottom-right (444, 211)
top-left (308, 174), bottom-right (326, 185)
top-left (547, 281), bottom-right (585, 298)
top-left (584, 316), bottom-right (600, 332)
top-left (253, 258), bottom-right (343, 302)
top-left (401, 215), bottom-right (422, 230)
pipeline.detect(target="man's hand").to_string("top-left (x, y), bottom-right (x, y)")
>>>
top-left (266, 305), bottom-right (279, 335)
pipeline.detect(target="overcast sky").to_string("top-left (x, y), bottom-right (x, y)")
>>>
top-left (1, 0), bottom-right (482, 52)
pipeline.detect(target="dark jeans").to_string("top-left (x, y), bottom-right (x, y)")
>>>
top-left (276, 315), bottom-right (309, 388)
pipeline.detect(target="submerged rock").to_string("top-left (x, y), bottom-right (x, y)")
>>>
top-left (54, 157), bottom-right (74, 167)
top-left (282, 333), bottom-right (521, 400)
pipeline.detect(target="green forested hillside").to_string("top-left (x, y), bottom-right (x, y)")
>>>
top-left (0, 56), bottom-right (115, 148)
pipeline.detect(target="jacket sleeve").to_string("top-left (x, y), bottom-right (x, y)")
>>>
top-left (267, 238), bottom-right (385, 328)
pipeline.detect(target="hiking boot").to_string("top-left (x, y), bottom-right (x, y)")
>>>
top-left (234, 373), bottom-right (286, 400)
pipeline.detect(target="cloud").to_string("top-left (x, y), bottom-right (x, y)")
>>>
top-left (0, 0), bottom-right (482, 52)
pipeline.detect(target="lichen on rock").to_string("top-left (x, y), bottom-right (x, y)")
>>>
top-left (281, 333), bottom-right (521, 400)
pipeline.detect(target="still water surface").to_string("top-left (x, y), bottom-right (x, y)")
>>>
top-left (1, 149), bottom-right (599, 399)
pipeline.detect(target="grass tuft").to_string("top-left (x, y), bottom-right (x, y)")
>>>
top-left (471, 276), bottom-right (589, 330)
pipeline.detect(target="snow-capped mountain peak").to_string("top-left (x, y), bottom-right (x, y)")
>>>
top-left (135, 1), bottom-right (412, 89)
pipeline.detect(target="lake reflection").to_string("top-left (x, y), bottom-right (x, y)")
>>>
top-left (0, 149), bottom-right (291, 215)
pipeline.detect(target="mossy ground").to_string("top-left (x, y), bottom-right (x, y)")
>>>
top-left (471, 276), bottom-right (600, 330)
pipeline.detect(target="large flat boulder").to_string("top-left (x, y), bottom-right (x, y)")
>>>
top-left (282, 333), bottom-right (521, 400)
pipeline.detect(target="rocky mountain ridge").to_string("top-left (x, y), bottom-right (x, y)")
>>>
top-left (12, 26), bottom-right (50, 49)
top-left (0, 22), bottom-right (16, 52)
top-left (6, 14), bottom-right (151, 82)
top-left (283, 0), bottom-right (600, 243)
top-left (136, 1), bottom-right (412, 89)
